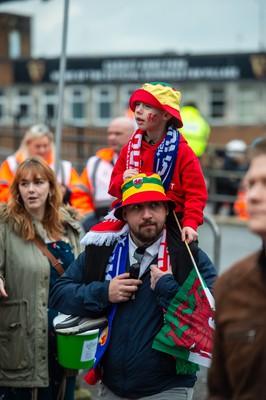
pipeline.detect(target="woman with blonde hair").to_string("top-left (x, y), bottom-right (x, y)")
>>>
top-left (15, 123), bottom-right (55, 161)
top-left (0, 156), bottom-right (82, 400)
top-left (0, 123), bottom-right (94, 221)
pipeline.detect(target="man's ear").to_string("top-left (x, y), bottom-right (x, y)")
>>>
top-left (122, 208), bottom-right (127, 222)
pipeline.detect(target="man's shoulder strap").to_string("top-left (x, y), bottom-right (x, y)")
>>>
top-left (166, 213), bottom-right (199, 285)
top-left (84, 242), bottom-right (115, 283)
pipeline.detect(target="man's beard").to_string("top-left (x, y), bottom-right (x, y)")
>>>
top-left (130, 222), bottom-right (164, 246)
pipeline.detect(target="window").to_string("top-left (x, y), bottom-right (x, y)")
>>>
top-left (66, 86), bottom-right (88, 125)
top-left (91, 86), bottom-right (116, 127)
top-left (41, 88), bottom-right (58, 124)
top-left (13, 88), bottom-right (34, 125)
top-left (179, 87), bottom-right (198, 106)
top-left (209, 87), bottom-right (226, 119)
top-left (236, 87), bottom-right (257, 124)
top-left (119, 85), bottom-right (138, 115)
top-left (8, 30), bottom-right (21, 59)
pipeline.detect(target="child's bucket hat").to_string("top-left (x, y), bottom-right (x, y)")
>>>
top-left (129, 82), bottom-right (183, 128)
top-left (114, 172), bottom-right (176, 220)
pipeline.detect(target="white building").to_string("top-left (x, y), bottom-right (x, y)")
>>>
top-left (0, 12), bottom-right (266, 148)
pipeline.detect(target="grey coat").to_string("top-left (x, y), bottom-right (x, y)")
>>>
top-left (0, 205), bottom-right (82, 388)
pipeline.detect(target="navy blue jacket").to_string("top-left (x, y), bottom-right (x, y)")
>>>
top-left (50, 241), bottom-right (217, 398)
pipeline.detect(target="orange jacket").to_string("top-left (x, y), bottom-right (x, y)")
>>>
top-left (0, 154), bottom-right (94, 216)
top-left (80, 148), bottom-right (115, 188)
top-left (0, 158), bottom-right (14, 203)
top-left (233, 188), bottom-right (248, 220)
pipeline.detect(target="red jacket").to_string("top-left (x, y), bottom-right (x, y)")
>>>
top-left (109, 132), bottom-right (207, 231)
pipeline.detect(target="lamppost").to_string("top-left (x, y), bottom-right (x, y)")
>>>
top-left (258, 0), bottom-right (265, 51)
top-left (55, 0), bottom-right (70, 175)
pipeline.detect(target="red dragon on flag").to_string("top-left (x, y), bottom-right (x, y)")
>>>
top-left (152, 268), bottom-right (215, 372)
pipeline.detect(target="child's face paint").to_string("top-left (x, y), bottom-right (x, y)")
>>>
top-left (147, 112), bottom-right (159, 123)
top-left (134, 102), bottom-right (169, 135)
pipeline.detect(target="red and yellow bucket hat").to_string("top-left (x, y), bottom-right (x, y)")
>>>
top-left (129, 82), bottom-right (183, 128)
top-left (114, 172), bottom-right (176, 220)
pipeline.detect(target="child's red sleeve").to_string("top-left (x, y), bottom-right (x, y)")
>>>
top-left (108, 146), bottom-right (127, 200)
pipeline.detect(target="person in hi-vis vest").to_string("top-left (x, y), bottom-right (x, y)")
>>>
top-left (0, 123), bottom-right (94, 223)
top-left (179, 103), bottom-right (211, 158)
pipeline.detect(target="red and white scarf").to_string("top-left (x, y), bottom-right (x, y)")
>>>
top-left (126, 129), bottom-right (143, 170)
top-left (81, 126), bottom-right (179, 247)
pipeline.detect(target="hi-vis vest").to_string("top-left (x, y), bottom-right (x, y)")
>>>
top-left (85, 154), bottom-right (116, 210)
top-left (6, 155), bottom-right (72, 186)
top-left (179, 106), bottom-right (211, 157)
top-left (234, 188), bottom-right (248, 220)
top-left (0, 154), bottom-right (94, 215)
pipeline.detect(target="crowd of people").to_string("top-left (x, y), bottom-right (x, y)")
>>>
top-left (0, 80), bottom-right (265, 400)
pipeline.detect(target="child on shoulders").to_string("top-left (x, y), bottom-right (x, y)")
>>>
top-left (108, 82), bottom-right (208, 244)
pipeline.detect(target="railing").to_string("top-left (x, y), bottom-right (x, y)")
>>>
top-left (204, 168), bottom-right (247, 211)
top-left (203, 212), bottom-right (221, 270)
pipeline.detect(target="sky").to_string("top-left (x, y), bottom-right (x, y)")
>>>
top-left (0, 0), bottom-right (265, 58)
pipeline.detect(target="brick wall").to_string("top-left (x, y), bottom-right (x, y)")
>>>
top-left (209, 124), bottom-right (266, 147)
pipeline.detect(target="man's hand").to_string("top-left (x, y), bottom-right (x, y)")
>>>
top-left (108, 273), bottom-right (142, 303)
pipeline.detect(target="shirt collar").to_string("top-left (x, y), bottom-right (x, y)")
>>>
top-left (128, 233), bottom-right (162, 261)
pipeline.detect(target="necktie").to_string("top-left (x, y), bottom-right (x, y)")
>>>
top-left (134, 247), bottom-right (146, 262)
top-left (129, 247), bottom-right (146, 299)
top-left (129, 247), bottom-right (145, 278)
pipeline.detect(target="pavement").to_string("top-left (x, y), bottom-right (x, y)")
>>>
top-left (76, 215), bottom-right (262, 399)
top-left (198, 214), bottom-right (261, 274)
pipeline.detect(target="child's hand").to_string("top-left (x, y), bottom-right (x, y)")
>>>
top-left (181, 226), bottom-right (198, 244)
top-left (150, 264), bottom-right (172, 290)
top-left (123, 169), bottom-right (139, 182)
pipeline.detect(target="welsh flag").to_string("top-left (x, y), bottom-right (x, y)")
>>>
top-left (152, 267), bottom-right (215, 373)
